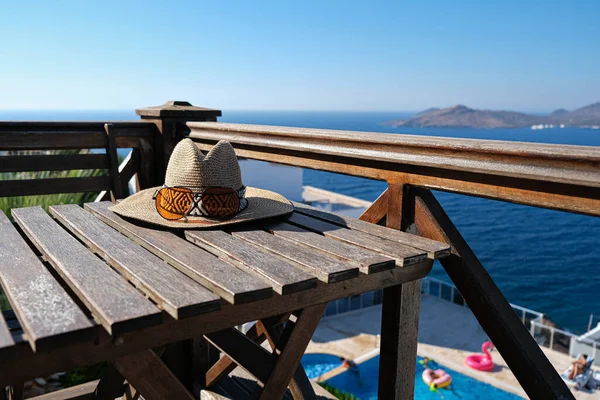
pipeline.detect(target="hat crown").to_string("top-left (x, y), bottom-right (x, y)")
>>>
top-left (164, 139), bottom-right (243, 191)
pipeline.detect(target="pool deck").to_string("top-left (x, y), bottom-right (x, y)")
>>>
top-left (307, 294), bottom-right (598, 399)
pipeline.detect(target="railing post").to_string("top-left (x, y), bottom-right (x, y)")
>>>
top-left (411, 187), bottom-right (573, 399)
top-left (569, 337), bottom-right (574, 357)
top-left (372, 182), bottom-right (422, 400)
top-left (133, 101), bottom-right (222, 392)
top-left (136, 101), bottom-right (222, 186)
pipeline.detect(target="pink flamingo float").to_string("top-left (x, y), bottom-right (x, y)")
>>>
top-left (465, 341), bottom-right (495, 371)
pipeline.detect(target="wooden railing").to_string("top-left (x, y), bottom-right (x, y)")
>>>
top-left (1, 102), bottom-right (597, 400)
top-left (187, 120), bottom-right (600, 400)
top-left (0, 122), bottom-right (157, 200)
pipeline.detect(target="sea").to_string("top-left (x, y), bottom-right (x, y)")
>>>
top-left (2, 110), bottom-right (599, 334)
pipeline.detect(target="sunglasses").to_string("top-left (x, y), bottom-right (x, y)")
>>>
top-left (153, 186), bottom-right (247, 221)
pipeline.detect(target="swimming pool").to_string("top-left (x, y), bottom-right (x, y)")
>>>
top-left (301, 353), bottom-right (342, 380)
top-left (325, 355), bottom-right (523, 399)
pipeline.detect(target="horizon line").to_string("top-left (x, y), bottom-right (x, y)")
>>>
top-left (0, 107), bottom-right (563, 114)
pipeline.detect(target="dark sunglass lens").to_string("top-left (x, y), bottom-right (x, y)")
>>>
top-left (201, 187), bottom-right (240, 219)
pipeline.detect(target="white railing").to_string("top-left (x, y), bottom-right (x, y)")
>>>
top-left (530, 320), bottom-right (599, 364)
top-left (322, 276), bottom-right (600, 365)
top-left (423, 277), bottom-right (599, 364)
top-left (422, 277), bottom-right (544, 329)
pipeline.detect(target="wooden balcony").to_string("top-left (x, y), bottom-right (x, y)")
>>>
top-left (1, 101), bottom-right (598, 400)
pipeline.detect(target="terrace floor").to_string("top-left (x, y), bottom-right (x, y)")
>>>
top-left (307, 294), bottom-right (597, 399)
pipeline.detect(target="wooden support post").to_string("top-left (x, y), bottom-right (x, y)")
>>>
top-left (114, 349), bottom-right (194, 400)
top-left (104, 124), bottom-right (124, 200)
top-left (374, 183), bottom-right (421, 400)
top-left (259, 304), bottom-right (326, 400)
top-left (204, 315), bottom-right (289, 389)
top-left (161, 341), bottom-right (194, 391)
top-left (136, 101), bottom-right (222, 186)
top-left (136, 137), bottom-right (155, 190)
top-left (205, 328), bottom-right (274, 384)
top-left (258, 319), bottom-right (316, 399)
top-left (411, 187), bottom-right (573, 400)
top-left (5, 384), bottom-right (23, 400)
top-left (359, 189), bottom-right (389, 224)
top-left (95, 364), bottom-right (126, 399)
top-left (204, 323), bottom-right (266, 388)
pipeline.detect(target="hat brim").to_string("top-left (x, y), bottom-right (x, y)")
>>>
top-left (109, 186), bottom-right (293, 229)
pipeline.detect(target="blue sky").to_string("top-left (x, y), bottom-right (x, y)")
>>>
top-left (1, 0), bottom-right (598, 111)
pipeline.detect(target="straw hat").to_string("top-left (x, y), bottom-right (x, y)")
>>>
top-left (110, 139), bottom-right (293, 228)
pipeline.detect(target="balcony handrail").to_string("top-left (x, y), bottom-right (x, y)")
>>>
top-left (187, 119), bottom-right (593, 399)
top-left (0, 121), bottom-right (157, 151)
top-left (188, 121), bottom-right (600, 216)
top-left (0, 121), bottom-right (158, 199)
top-left (2, 105), bottom-right (592, 399)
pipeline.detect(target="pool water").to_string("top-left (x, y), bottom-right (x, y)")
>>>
top-left (325, 355), bottom-right (523, 400)
top-left (301, 353), bottom-right (342, 380)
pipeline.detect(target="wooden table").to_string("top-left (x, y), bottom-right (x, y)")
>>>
top-left (0, 201), bottom-right (449, 400)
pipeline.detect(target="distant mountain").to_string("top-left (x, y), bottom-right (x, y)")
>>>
top-left (550, 108), bottom-right (569, 117)
top-left (560, 102), bottom-right (600, 126)
top-left (389, 102), bottom-right (600, 128)
top-left (415, 107), bottom-right (440, 116)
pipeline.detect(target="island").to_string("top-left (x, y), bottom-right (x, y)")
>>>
top-left (388, 102), bottom-right (600, 129)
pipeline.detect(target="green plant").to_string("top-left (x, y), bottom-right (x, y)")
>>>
top-left (58, 363), bottom-right (108, 388)
top-left (319, 382), bottom-right (360, 400)
top-left (0, 151), bottom-right (104, 215)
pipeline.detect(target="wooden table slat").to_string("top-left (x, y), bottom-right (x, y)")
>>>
top-left (85, 202), bottom-right (272, 305)
top-left (0, 210), bottom-right (93, 352)
top-left (185, 230), bottom-right (318, 295)
top-left (12, 206), bottom-right (163, 336)
top-left (286, 212), bottom-right (428, 266)
top-left (265, 221), bottom-right (395, 274)
top-left (292, 201), bottom-right (451, 258)
top-left (232, 229), bottom-right (359, 283)
top-left (0, 262), bottom-right (433, 387)
top-left (49, 205), bottom-right (220, 319)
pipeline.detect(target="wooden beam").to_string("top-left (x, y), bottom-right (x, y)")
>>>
top-left (258, 320), bottom-right (316, 400)
top-left (205, 328), bottom-right (273, 384)
top-left (412, 187), bottom-right (574, 400)
top-left (0, 177), bottom-right (111, 197)
top-left (94, 365), bottom-right (126, 400)
top-left (189, 124), bottom-right (600, 216)
top-left (113, 349), bottom-right (195, 400)
top-left (0, 122), bottom-right (155, 150)
top-left (105, 124), bottom-right (124, 200)
top-left (118, 149), bottom-right (141, 197)
top-left (28, 380), bottom-right (104, 400)
top-left (359, 189), bottom-right (388, 224)
top-left (378, 282), bottom-right (421, 400)
top-left (376, 183), bottom-right (421, 400)
top-left (0, 154), bottom-right (108, 173)
top-left (259, 304), bottom-right (326, 400)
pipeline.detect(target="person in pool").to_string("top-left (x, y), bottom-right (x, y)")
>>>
top-left (340, 357), bottom-right (357, 369)
top-left (420, 357), bottom-right (438, 369)
top-left (567, 354), bottom-right (588, 380)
